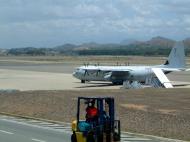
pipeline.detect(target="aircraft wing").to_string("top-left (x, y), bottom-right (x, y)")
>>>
top-left (81, 66), bottom-right (132, 71)
top-left (104, 70), bottom-right (131, 81)
top-left (161, 67), bottom-right (190, 72)
top-left (95, 67), bottom-right (133, 72)
top-left (152, 68), bottom-right (173, 88)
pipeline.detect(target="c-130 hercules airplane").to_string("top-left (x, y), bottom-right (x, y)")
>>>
top-left (73, 42), bottom-right (190, 88)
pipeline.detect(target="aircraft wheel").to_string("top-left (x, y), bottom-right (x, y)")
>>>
top-left (112, 81), bottom-right (123, 85)
top-left (81, 80), bottom-right (85, 83)
top-left (87, 132), bottom-right (95, 142)
top-left (113, 132), bottom-right (120, 141)
top-left (112, 82), bottom-right (118, 85)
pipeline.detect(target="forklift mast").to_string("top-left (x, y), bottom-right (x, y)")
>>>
top-left (73, 97), bottom-right (120, 142)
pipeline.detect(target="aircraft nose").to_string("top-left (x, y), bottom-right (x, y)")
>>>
top-left (73, 71), bottom-right (81, 79)
top-left (72, 71), bottom-right (77, 77)
top-left (73, 69), bottom-right (85, 79)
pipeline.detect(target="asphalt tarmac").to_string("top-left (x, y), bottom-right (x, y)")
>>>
top-left (0, 62), bottom-right (189, 91)
top-left (0, 117), bottom-right (70, 142)
top-left (1, 115), bottom-right (184, 142)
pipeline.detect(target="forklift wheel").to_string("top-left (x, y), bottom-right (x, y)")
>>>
top-left (87, 133), bottom-right (95, 142)
top-left (71, 133), bottom-right (77, 142)
top-left (113, 132), bottom-right (120, 141)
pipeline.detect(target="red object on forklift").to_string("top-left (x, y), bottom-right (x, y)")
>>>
top-left (86, 107), bottom-right (98, 118)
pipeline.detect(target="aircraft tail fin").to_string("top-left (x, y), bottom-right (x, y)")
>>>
top-left (164, 41), bottom-right (186, 69)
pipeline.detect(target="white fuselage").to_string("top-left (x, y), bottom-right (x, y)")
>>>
top-left (73, 65), bottom-right (161, 83)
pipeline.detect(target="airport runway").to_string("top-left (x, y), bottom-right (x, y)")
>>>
top-left (0, 62), bottom-right (189, 91)
top-left (0, 68), bottom-right (189, 91)
top-left (0, 116), bottom-right (70, 142)
top-left (0, 115), bottom-right (183, 142)
top-left (0, 69), bottom-right (119, 90)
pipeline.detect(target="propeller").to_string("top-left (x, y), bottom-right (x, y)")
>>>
top-left (104, 72), bottom-right (112, 81)
top-left (83, 62), bottom-right (89, 67)
top-left (96, 70), bottom-right (101, 76)
top-left (84, 69), bottom-right (89, 77)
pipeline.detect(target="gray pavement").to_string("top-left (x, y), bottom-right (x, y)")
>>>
top-left (0, 63), bottom-right (76, 74)
top-left (0, 116), bottom-right (70, 142)
top-left (0, 62), bottom-right (189, 83)
top-left (0, 115), bottom-right (186, 142)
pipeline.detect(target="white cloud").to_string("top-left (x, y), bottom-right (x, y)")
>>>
top-left (0, 0), bottom-right (190, 48)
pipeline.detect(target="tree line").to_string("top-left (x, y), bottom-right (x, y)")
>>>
top-left (6, 45), bottom-right (190, 56)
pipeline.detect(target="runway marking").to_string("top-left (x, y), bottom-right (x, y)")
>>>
top-left (31, 138), bottom-right (46, 142)
top-left (0, 118), bottom-right (69, 133)
top-left (0, 129), bottom-right (14, 135)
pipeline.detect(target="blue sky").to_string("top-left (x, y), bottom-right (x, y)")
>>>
top-left (0, 0), bottom-right (190, 48)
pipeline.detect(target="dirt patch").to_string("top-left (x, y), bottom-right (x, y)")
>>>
top-left (120, 104), bottom-right (148, 111)
top-left (0, 88), bottom-right (190, 141)
top-left (157, 109), bottom-right (177, 115)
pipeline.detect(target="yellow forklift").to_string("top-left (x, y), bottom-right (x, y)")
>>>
top-left (71, 97), bottom-right (120, 142)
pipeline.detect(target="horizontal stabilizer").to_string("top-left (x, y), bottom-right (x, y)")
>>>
top-left (161, 68), bottom-right (184, 72)
top-left (152, 68), bottom-right (173, 88)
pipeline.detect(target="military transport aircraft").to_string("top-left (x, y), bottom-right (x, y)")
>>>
top-left (73, 42), bottom-right (190, 88)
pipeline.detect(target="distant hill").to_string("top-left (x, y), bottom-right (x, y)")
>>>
top-left (184, 38), bottom-right (190, 48)
top-left (74, 36), bottom-right (176, 56)
top-left (4, 36), bottom-right (190, 56)
top-left (120, 38), bottom-right (139, 45)
top-left (53, 44), bottom-right (77, 55)
top-left (145, 36), bottom-right (175, 47)
top-left (126, 36), bottom-right (174, 47)
top-left (54, 44), bottom-right (77, 50)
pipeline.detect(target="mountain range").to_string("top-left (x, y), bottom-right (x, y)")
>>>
top-left (2, 36), bottom-right (190, 56)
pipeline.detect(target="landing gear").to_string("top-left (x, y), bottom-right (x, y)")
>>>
top-left (81, 80), bottom-right (85, 83)
top-left (112, 81), bottom-right (123, 85)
